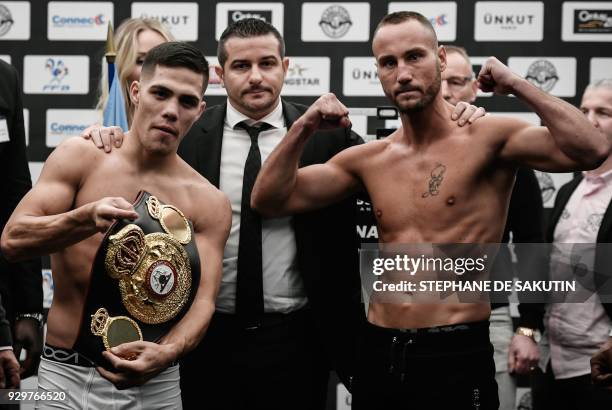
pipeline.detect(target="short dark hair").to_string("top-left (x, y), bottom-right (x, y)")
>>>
top-left (375, 11), bottom-right (438, 48)
top-left (217, 18), bottom-right (285, 67)
top-left (141, 41), bottom-right (209, 94)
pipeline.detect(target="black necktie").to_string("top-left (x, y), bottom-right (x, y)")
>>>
top-left (235, 121), bottom-right (272, 328)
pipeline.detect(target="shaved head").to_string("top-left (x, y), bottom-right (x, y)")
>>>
top-left (374, 11), bottom-right (438, 50)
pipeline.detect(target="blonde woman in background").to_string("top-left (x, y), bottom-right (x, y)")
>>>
top-left (96, 18), bottom-right (173, 126)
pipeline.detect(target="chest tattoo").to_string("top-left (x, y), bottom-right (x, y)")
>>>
top-left (422, 163), bottom-right (447, 198)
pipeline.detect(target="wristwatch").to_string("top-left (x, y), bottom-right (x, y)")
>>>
top-left (17, 313), bottom-right (44, 328)
top-left (516, 326), bottom-right (541, 343)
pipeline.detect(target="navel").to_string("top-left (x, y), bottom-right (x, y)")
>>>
top-left (446, 196), bottom-right (456, 206)
top-left (376, 209), bottom-right (383, 218)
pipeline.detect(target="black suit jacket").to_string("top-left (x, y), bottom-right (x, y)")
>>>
top-left (547, 175), bottom-right (612, 320)
top-left (0, 60), bottom-right (43, 327)
top-left (178, 100), bottom-right (365, 384)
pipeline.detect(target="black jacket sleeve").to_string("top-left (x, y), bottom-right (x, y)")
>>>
top-left (509, 168), bottom-right (546, 330)
top-left (0, 61), bottom-right (43, 321)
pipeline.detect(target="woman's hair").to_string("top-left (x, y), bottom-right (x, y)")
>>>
top-left (96, 18), bottom-right (174, 124)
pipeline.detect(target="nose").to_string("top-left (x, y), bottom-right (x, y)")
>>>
top-left (162, 98), bottom-right (179, 122)
top-left (249, 65), bottom-right (263, 84)
top-left (396, 61), bottom-right (412, 84)
top-left (586, 110), bottom-right (599, 128)
top-left (441, 80), bottom-right (451, 100)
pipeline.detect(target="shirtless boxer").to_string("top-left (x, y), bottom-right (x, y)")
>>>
top-left (251, 12), bottom-right (610, 409)
top-left (1, 42), bottom-right (231, 409)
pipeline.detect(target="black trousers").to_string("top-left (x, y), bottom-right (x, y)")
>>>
top-left (531, 361), bottom-right (612, 410)
top-left (179, 308), bottom-right (329, 410)
top-left (352, 320), bottom-right (499, 410)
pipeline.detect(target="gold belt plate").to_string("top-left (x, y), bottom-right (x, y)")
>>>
top-left (105, 224), bottom-right (192, 324)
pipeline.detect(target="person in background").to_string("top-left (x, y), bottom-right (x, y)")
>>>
top-left (532, 79), bottom-right (612, 410)
top-left (443, 45), bottom-right (544, 410)
top-left (0, 58), bottom-right (44, 400)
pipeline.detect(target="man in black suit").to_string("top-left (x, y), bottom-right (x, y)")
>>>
top-left (83, 19), bottom-right (482, 409)
top-left (0, 59), bottom-right (43, 386)
top-left (176, 19), bottom-right (364, 410)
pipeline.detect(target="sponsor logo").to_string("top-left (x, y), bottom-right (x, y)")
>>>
top-left (388, 2), bottom-right (457, 41)
top-left (430, 13), bottom-right (448, 27)
top-left (136, 14), bottom-right (189, 25)
top-left (508, 57), bottom-right (575, 97)
top-left (474, 2), bottom-right (543, 41)
top-left (357, 225), bottom-right (379, 239)
top-left (51, 13), bottom-right (105, 27)
top-left (562, 2), bottom-right (612, 41)
top-left (525, 60), bottom-right (558, 92)
top-left (282, 57), bottom-right (329, 96)
top-left (0, 4), bottom-right (14, 36)
top-left (228, 10), bottom-right (272, 23)
top-left (357, 199), bottom-right (372, 212)
top-left (44, 58), bottom-right (70, 92)
top-left (285, 64), bottom-right (318, 87)
top-left (48, 2), bottom-right (113, 40)
top-left (216, 3), bottom-right (283, 40)
top-left (46, 109), bottom-right (99, 146)
top-left (319, 5), bottom-right (352, 38)
top-left (24, 55), bottom-right (89, 94)
top-left (483, 13), bottom-right (535, 29)
top-left (132, 3), bottom-right (198, 41)
top-left (302, 2), bottom-right (369, 42)
top-left (0, 2), bottom-right (29, 40)
top-left (343, 57), bottom-right (383, 96)
top-left (352, 67), bottom-right (378, 82)
top-left (574, 9), bottom-right (612, 34)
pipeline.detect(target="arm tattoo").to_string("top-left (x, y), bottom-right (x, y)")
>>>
top-left (422, 163), bottom-right (446, 198)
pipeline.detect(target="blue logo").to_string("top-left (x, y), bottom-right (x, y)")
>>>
top-left (43, 58), bottom-right (70, 91)
top-left (52, 14), bottom-right (105, 27)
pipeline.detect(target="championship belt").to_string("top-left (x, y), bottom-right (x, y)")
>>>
top-left (72, 191), bottom-right (201, 369)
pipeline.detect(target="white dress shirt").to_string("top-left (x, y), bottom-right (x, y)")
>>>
top-left (215, 99), bottom-right (308, 314)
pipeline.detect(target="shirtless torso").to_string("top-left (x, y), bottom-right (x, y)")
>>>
top-left (252, 86), bottom-right (606, 330)
top-left (45, 137), bottom-right (227, 348)
top-left (345, 112), bottom-right (516, 328)
top-left (2, 49), bottom-right (231, 388)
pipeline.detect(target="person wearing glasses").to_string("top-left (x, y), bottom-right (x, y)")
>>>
top-left (442, 45), bottom-right (545, 410)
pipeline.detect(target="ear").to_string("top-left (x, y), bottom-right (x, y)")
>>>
top-left (197, 100), bottom-right (206, 119)
top-left (469, 79), bottom-right (478, 103)
top-left (129, 80), bottom-right (140, 106)
top-left (282, 57), bottom-right (290, 76)
top-left (438, 45), bottom-right (447, 72)
top-left (214, 64), bottom-right (224, 88)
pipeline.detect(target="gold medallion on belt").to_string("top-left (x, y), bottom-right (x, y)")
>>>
top-left (93, 195), bottom-right (193, 340)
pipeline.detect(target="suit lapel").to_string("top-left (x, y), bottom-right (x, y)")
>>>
top-left (547, 176), bottom-right (582, 241)
top-left (598, 185), bottom-right (612, 242)
top-left (282, 100), bottom-right (314, 168)
top-left (196, 103), bottom-right (227, 188)
top-left (282, 100), bottom-right (303, 130)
